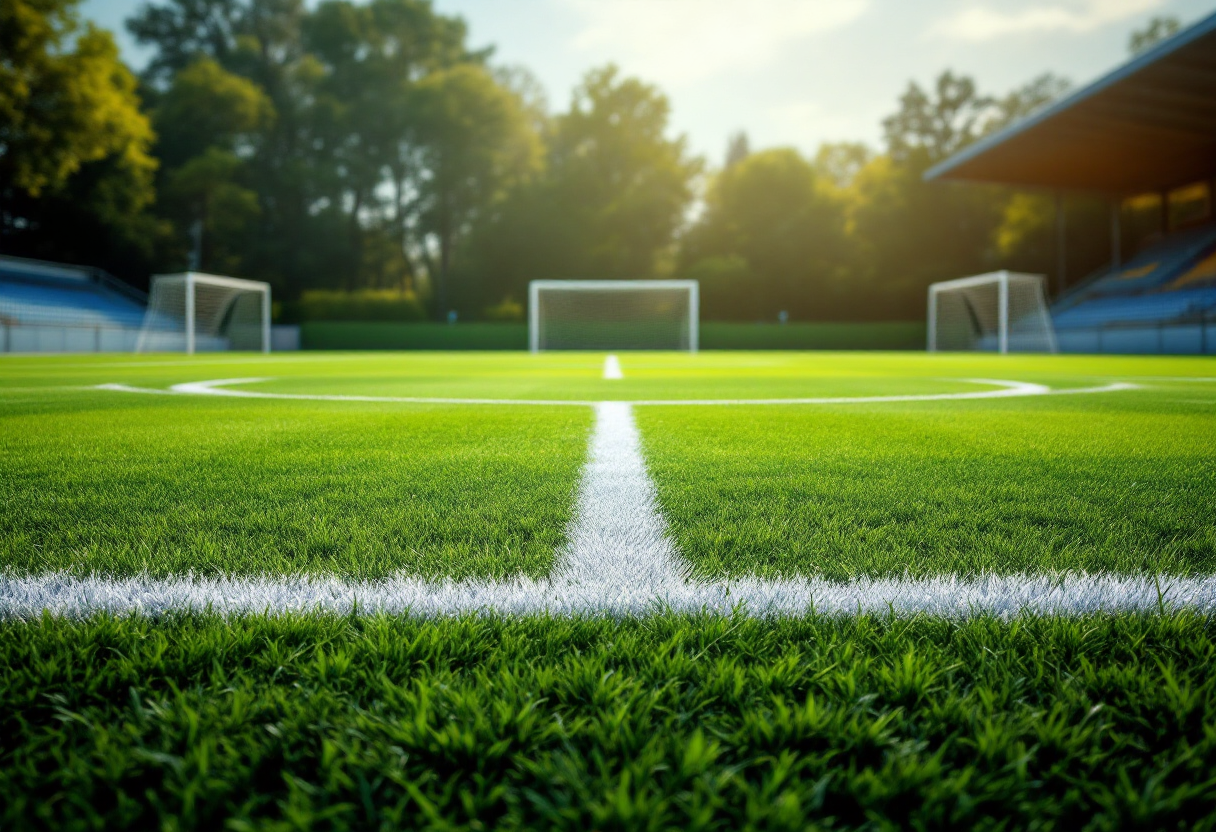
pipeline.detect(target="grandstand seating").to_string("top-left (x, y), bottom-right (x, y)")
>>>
top-left (1050, 222), bottom-right (1216, 353)
top-left (0, 257), bottom-right (147, 352)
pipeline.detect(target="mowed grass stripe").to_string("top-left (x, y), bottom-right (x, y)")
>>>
top-left (0, 391), bottom-right (590, 580)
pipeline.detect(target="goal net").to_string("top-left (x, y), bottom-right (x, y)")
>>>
top-left (136, 272), bottom-right (270, 353)
top-left (529, 280), bottom-right (699, 352)
top-left (928, 271), bottom-right (1057, 353)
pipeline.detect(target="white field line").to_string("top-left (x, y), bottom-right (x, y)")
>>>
top-left (4, 399), bottom-right (1216, 620)
top-left (603, 354), bottom-right (623, 379)
top-left (5, 568), bottom-right (1216, 619)
top-left (94, 377), bottom-right (1139, 406)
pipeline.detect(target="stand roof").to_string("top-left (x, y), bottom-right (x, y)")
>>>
top-left (924, 12), bottom-right (1216, 195)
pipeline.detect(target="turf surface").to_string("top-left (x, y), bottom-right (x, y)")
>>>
top-left (2, 612), bottom-right (1214, 830)
top-left (0, 385), bottom-right (589, 580)
top-left (3, 350), bottom-right (1216, 829)
top-left (640, 384), bottom-right (1216, 580)
top-left (3, 351), bottom-right (1212, 581)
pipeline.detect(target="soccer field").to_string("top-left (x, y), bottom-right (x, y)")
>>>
top-left (2, 351), bottom-right (1216, 828)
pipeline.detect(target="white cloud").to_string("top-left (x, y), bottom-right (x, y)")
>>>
top-left (929, 0), bottom-right (1166, 41)
top-left (563, 0), bottom-right (869, 87)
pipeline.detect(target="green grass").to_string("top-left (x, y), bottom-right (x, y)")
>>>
top-left (639, 388), bottom-right (1216, 580)
top-left (0, 381), bottom-right (589, 580)
top-left (1, 351), bottom-right (1214, 580)
top-left (301, 322), bottom-right (528, 350)
top-left (3, 351), bottom-right (1216, 828)
top-left (700, 321), bottom-right (926, 350)
top-left (2, 611), bottom-right (1215, 830)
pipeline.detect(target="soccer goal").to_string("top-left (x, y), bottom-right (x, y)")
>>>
top-left (927, 271), bottom-right (1057, 353)
top-left (529, 280), bottom-right (699, 352)
top-left (136, 272), bottom-right (271, 354)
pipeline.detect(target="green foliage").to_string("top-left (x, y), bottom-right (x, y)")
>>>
top-left (163, 146), bottom-right (261, 274)
top-left (675, 69), bottom-right (1085, 324)
top-left (682, 148), bottom-right (848, 321)
top-left (458, 65), bottom-right (701, 312)
top-left (127, 0), bottom-right (495, 296)
top-left (882, 71), bottom-right (995, 166)
top-left (296, 288), bottom-right (426, 322)
top-left (551, 65), bottom-right (700, 279)
top-left (1130, 16), bottom-right (1182, 54)
top-left (153, 57), bottom-right (272, 167)
top-left (3, 2), bottom-right (1156, 321)
top-left (0, 0), bottom-right (155, 197)
top-left (413, 63), bottom-right (544, 315)
top-left (2, 611), bottom-right (1215, 829)
top-left (683, 255), bottom-right (755, 320)
top-left (0, 0), bottom-right (161, 275)
top-left (812, 142), bottom-right (873, 190)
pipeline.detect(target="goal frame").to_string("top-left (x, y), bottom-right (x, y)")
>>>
top-left (927, 270), bottom-right (1057, 354)
top-left (137, 272), bottom-right (271, 354)
top-left (528, 279), bottom-right (700, 354)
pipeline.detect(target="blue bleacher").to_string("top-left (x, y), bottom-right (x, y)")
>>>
top-left (1051, 221), bottom-right (1216, 333)
top-left (1053, 285), bottom-right (1216, 329)
top-left (0, 258), bottom-right (146, 328)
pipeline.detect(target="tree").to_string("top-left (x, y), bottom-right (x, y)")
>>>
top-left (146, 57), bottom-right (271, 273)
top-left (1, 0), bottom-right (155, 199)
top-left (813, 142), bottom-right (873, 190)
top-left (1, 0), bottom-right (158, 272)
top-left (126, 0), bottom-right (246, 83)
top-left (681, 148), bottom-right (848, 320)
top-left (413, 64), bottom-right (542, 316)
top-left (458, 65), bottom-right (700, 313)
top-left (129, 0), bottom-right (492, 297)
top-left (882, 71), bottom-right (995, 167)
top-left (724, 132), bottom-right (750, 168)
top-left (303, 0), bottom-right (478, 290)
top-left (547, 65), bottom-right (701, 279)
top-left (1129, 16), bottom-right (1181, 55)
top-left (988, 73), bottom-right (1070, 134)
top-left (154, 57), bottom-right (272, 167)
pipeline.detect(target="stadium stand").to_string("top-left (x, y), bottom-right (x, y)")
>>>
top-left (925, 11), bottom-right (1216, 354)
top-left (1050, 222), bottom-right (1216, 352)
top-left (0, 256), bottom-right (147, 353)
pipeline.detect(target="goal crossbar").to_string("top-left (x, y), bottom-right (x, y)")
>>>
top-left (927, 271), bottom-right (1057, 354)
top-left (137, 271), bottom-right (271, 354)
top-left (528, 279), bottom-right (699, 353)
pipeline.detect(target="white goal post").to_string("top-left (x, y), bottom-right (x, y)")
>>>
top-left (136, 272), bottom-right (271, 354)
top-left (927, 271), bottom-right (1057, 354)
top-left (529, 280), bottom-right (699, 353)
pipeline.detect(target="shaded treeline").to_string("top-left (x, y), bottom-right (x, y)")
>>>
top-left (1, 0), bottom-right (1174, 321)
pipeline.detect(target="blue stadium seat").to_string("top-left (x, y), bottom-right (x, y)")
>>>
top-left (0, 259), bottom-right (146, 329)
top-left (1051, 222), bottom-right (1216, 332)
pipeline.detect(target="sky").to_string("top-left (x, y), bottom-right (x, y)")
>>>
top-left (83, 0), bottom-right (1216, 165)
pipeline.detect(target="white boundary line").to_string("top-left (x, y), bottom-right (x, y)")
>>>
top-left (5, 394), bottom-right (1214, 620)
top-left (93, 377), bottom-right (1140, 406)
top-left (4, 569), bottom-right (1215, 619)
